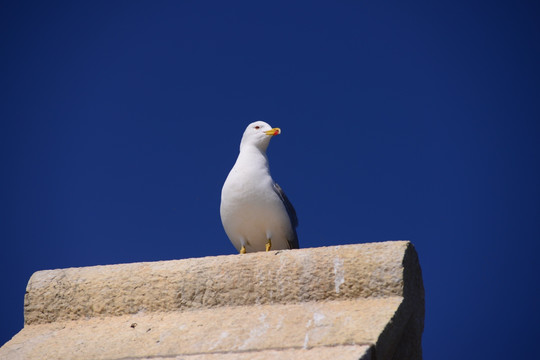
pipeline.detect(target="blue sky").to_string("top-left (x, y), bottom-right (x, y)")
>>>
top-left (1, 1), bottom-right (539, 358)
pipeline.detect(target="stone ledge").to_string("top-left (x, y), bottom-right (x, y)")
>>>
top-left (0, 299), bottom-right (392, 360)
top-left (0, 241), bottom-right (424, 360)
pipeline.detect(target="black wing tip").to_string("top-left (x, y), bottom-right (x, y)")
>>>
top-left (287, 225), bottom-right (300, 249)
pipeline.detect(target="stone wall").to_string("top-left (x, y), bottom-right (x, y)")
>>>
top-left (0, 241), bottom-right (424, 360)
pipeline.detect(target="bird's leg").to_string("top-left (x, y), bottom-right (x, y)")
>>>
top-left (265, 238), bottom-right (272, 252)
top-left (240, 245), bottom-right (246, 254)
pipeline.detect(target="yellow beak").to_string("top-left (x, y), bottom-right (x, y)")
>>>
top-left (264, 128), bottom-right (281, 136)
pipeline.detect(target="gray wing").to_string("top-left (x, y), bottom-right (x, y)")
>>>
top-left (273, 183), bottom-right (299, 249)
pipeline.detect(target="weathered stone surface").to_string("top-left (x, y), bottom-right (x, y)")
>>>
top-left (0, 241), bottom-right (424, 360)
top-left (138, 345), bottom-right (373, 360)
top-left (1, 299), bottom-right (392, 359)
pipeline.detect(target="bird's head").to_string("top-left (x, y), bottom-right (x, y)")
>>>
top-left (240, 121), bottom-right (281, 152)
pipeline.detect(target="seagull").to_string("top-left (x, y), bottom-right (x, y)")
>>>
top-left (220, 121), bottom-right (299, 254)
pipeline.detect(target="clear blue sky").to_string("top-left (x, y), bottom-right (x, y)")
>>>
top-left (1, 1), bottom-right (539, 358)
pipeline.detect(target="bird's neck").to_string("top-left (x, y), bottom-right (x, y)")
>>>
top-left (235, 145), bottom-right (270, 173)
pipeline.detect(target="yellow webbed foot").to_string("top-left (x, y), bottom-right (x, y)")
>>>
top-left (240, 245), bottom-right (246, 254)
top-left (265, 239), bottom-right (272, 252)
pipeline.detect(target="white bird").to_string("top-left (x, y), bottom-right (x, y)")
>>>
top-left (220, 121), bottom-right (299, 254)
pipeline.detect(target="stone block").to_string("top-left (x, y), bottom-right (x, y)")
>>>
top-left (0, 241), bottom-right (424, 360)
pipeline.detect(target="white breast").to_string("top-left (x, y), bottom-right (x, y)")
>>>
top-left (220, 149), bottom-right (294, 252)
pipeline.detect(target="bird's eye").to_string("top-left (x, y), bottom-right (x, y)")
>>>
top-left (254, 126), bottom-right (260, 129)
